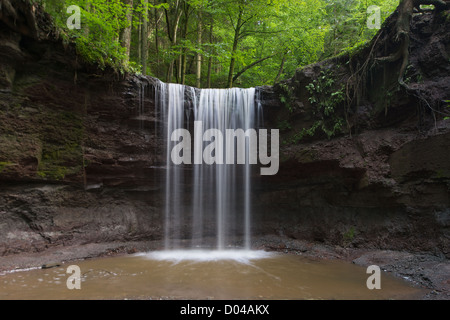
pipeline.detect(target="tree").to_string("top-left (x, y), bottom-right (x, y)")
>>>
top-left (164, 0), bottom-right (183, 82)
top-left (377, 0), bottom-right (449, 87)
top-left (179, 1), bottom-right (192, 84)
top-left (206, 17), bottom-right (213, 88)
top-left (220, 0), bottom-right (277, 88)
top-left (195, 10), bottom-right (202, 88)
top-left (141, 0), bottom-right (149, 74)
top-left (39, 0), bottom-right (419, 88)
top-left (231, 0), bottom-right (328, 86)
top-left (120, 0), bottom-right (134, 61)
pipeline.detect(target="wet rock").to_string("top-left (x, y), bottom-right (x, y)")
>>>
top-left (351, 250), bottom-right (450, 299)
top-left (41, 262), bottom-right (61, 269)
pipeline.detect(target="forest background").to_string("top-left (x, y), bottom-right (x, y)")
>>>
top-left (37, 0), bottom-right (399, 88)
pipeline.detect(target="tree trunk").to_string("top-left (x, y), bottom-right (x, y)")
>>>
top-left (154, 7), bottom-right (161, 78)
top-left (138, 13), bottom-right (142, 64)
top-left (84, 1), bottom-right (91, 37)
top-left (180, 8), bottom-right (189, 85)
top-left (165, 4), bottom-right (183, 83)
top-left (273, 52), bottom-right (287, 85)
top-left (377, 0), bottom-right (449, 86)
top-left (141, 0), bottom-right (148, 75)
top-left (227, 8), bottom-right (243, 88)
top-left (233, 53), bottom-right (276, 83)
top-left (120, 0), bottom-right (133, 61)
top-left (206, 19), bottom-right (213, 88)
top-left (195, 11), bottom-right (203, 88)
top-left (178, 54), bottom-right (182, 84)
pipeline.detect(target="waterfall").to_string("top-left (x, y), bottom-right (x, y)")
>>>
top-left (138, 81), bottom-right (147, 131)
top-left (156, 81), bottom-right (262, 251)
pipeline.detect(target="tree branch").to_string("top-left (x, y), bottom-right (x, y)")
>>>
top-left (232, 53), bottom-right (277, 82)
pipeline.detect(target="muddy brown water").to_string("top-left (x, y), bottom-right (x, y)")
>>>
top-left (0, 250), bottom-right (426, 300)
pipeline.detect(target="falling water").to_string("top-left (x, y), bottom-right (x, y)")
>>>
top-left (138, 81), bottom-right (147, 131)
top-left (155, 81), bottom-right (262, 251)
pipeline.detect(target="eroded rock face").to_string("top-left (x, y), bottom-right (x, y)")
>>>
top-left (0, 2), bottom-right (449, 257)
top-left (254, 128), bottom-right (450, 254)
top-left (0, 2), bottom-right (166, 254)
top-left (0, 184), bottom-right (162, 255)
top-left (253, 9), bottom-right (450, 255)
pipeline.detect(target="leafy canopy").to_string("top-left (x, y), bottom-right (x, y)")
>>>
top-left (36, 0), bottom-right (399, 87)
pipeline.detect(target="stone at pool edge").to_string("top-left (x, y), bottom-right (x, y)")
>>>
top-left (41, 262), bottom-right (61, 269)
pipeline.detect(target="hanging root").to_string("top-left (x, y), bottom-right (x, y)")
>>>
top-left (340, 0), bottom-right (449, 135)
top-left (372, 0), bottom-right (450, 123)
top-left (345, 31), bottom-right (383, 135)
top-left (376, 0), bottom-right (449, 87)
top-left (396, 32), bottom-right (411, 89)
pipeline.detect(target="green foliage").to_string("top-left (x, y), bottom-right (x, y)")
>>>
top-left (342, 226), bottom-right (356, 247)
top-left (444, 100), bottom-right (450, 120)
top-left (35, 0), bottom-right (330, 86)
top-left (443, 10), bottom-right (450, 22)
top-left (291, 69), bottom-right (345, 142)
top-left (279, 68), bottom-right (346, 144)
top-left (231, 0), bottom-right (328, 87)
top-left (278, 82), bottom-right (295, 113)
top-left (321, 0), bottom-right (398, 59)
top-left (290, 121), bottom-right (322, 143)
top-left (276, 119), bottom-right (292, 131)
top-left (35, 0), bottom-right (400, 87)
top-left (419, 4), bottom-right (435, 10)
top-left (37, 0), bottom-right (130, 71)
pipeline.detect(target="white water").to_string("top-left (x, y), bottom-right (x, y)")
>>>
top-left (155, 81), bottom-right (262, 253)
top-left (140, 249), bottom-right (274, 264)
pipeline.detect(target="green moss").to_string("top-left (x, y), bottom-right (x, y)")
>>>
top-left (434, 169), bottom-right (450, 179)
top-left (343, 226), bottom-right (356, 247)
top-left (345, 40), bottom-right (370, 59)
top-left (37, 166), bottom-right (69, 180)
top-left (295, 149), bottom-right (318, 163)
top-left (0, 161), bottom-right (13, 173)
top-left (445, 11), bottom-right (450, 22)
top-left (37, 142), bottom-right (83, 180)
top-left (35, 109), bottom-right (85, 181)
